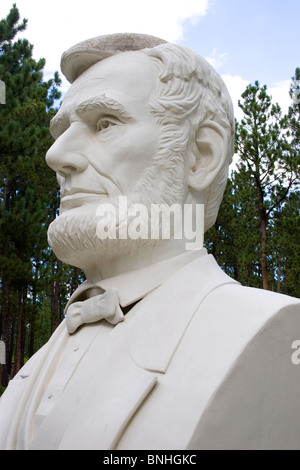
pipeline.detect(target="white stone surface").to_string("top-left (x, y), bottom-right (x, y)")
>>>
top-left (0, 33), bottom-right (299, 450)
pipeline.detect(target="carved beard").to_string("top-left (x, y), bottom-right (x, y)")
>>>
top-left (47, 149), bottom-right (185, 270)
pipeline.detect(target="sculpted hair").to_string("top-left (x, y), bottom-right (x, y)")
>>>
top-left (142, 43), bottom-right (235, 231)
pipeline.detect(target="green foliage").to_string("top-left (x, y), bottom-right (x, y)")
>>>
top-left (236, 81), bottom-right (298, 209)
top-left (286, 68), bottom-right (300, 150)
top-left (206, 72), bottom-right (300, 297)
top-left (206, 169), bottom-right (262, 287)
top-left (270, 192), bottom-right (300, 297)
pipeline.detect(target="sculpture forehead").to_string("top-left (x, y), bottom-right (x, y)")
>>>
top-left (62, 51), bottom-right (158, 107)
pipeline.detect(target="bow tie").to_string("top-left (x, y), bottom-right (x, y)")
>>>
top-left (65, 287), bottom-right (124, 334)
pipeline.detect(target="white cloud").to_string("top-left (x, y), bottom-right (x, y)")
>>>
top-left (221, 76), bottom-right (292, 124)
top-left (2, 1), bottom-right (291, 117)
top-left (1, 0), bottom-right (209, 74)
top-left (268, 80), bottom-right (291, 115)
top-left (223, 77), bottom-right (293, 173)
top-left (205, 48), bottom-right (228, 70)
top-left (221, 74), bottom-right (250, 122)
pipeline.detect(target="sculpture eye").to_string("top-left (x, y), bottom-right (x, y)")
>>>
top-left (96, 117), bottom-right (117, 132)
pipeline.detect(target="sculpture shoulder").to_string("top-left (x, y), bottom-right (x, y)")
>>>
top-left (202, 280), bottom-right (300, 318)
top-left (187, 284), bottom-right (300, 450)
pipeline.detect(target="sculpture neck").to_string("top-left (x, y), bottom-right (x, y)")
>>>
top-left (83, 238), bottom-right (198, 283)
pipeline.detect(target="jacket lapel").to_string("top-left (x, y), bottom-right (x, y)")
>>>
top-left (60, 339), bottom-right (157, 450)
top-left (29, 334), bottom-right (157, 450)
top-left (0, 320), bottom-right (68, 450)
top-left (128, 254), bottom-right (239, 373)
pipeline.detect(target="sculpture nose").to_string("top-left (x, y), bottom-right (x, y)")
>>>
top-left (46, 124), bottom-right (89, 177)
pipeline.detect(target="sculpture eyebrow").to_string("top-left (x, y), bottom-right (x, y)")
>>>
top-left (50, 114), bottom-right (69, 139)
top-left (50, 94), bottom-right (131, 139)
top-left (75, 94), bottom-right (131, 119)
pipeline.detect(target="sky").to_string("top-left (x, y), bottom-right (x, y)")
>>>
top-left (1, 0), bottom-right (299, 121)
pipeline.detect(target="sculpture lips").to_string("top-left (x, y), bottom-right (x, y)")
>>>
top-left (60, 189), bottom-right (107, 210)
top-left (62, 187), bottom-right (107, 197)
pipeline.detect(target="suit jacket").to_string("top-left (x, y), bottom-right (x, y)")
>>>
top-left (0, 252), bottom-right (300, 450)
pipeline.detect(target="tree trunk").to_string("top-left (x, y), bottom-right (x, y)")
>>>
top-left (0, 282), bottom-right (11, 387)
top-left (260, 210), bottom-right (269, 290)
top-left (7, 317), bottom-right (15, 382)
top-left (29, 266), bottom-right (38, 358)
top-left (71, 267), bottom-right (80, 293)
top-left (277, 264), bottom-right (281, 293)
top-left (51, 259), bottom-right (62, 333)
top-left (13, 293), bottom-right (26, 377)
top-left (0, 181), bottom-right (14, 386)
top-left (255, 173), bottom-right (269, 291)
top-left (234, 263), bottom-right (240, 282)
top-left (28, 323), bottom-right (35, 358)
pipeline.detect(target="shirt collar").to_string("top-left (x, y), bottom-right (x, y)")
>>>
top-left (97, 248), bottom-right (207, 307)
top-left (67, 248), bottom-right (208, 310)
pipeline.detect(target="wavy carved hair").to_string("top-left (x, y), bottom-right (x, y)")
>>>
top-left (142, 43), bottom-right (235, 232)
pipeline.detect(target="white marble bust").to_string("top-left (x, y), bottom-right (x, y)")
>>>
top-left (0, 33), bottom-right (299, 451)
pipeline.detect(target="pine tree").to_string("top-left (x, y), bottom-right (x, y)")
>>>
top-left (271, 191), bottom-right (300, 297)
top-left (0, 4), bottom-right (62, 385)
top-left (205, 166), bottom-right (261, 287)
top-left (235, 81), bottom-right (299, 290)
top-left (286, 68), bottom-right (300, 149)
top-left (206, 74), bottom-right (299, 296)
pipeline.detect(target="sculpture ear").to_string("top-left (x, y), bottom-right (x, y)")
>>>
top-left (188, 121), bottom-right (228, 192)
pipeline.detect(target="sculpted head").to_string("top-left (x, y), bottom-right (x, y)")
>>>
top-left (46, 34), bottom-right (234, 278)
